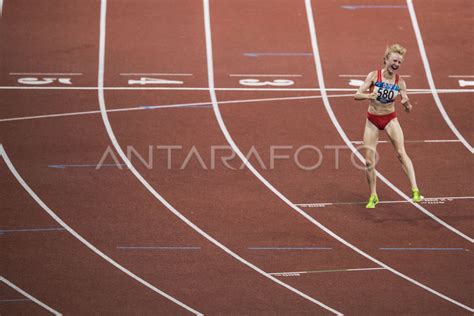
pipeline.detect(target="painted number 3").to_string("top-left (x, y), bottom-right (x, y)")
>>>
top-left (239, 79), bottom-right (294, 86)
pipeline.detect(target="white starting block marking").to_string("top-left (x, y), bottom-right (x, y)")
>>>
top-left (297, 196), bottom-right (474, 208)
top-left (458, 80), bottom-right (474, 87)
top-left (17, 77), bottom-right (72, 85)
top-left (128, 77), bottom-right (184, 85)
top-left (239, 79), bottom-right (294, 86)
top-left (348, 79), bottom-right (364, 87)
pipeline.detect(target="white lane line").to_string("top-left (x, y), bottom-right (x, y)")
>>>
top-left (0, 276), bottom-right (62, 315)
top-left (0, 93), bottom-right (352, 123)
top-left (351, 140), bottom-right (461, 144)
top-left (1, 85), bottom-right (474, 93)
top-left (96, 2), bottom-right (201, 314)
top-left (306, 0), bottom-right (473, 312)
top-left (119, 73), bottom-right (193, 76)
top-left (269, 267), bottom-right (386, 276)
top-left (98, 0), bottom-right (337, 314)
top-left (229, 74), bottom-right (303, 77)
top-left (0, 0), bottom-right (3, 18)
top-left (0, 145), bottom-right (199, 314)
top-left (8, 73), bottom-right (83, 76)
top-left (202, 1), bottom-right (341, 314)
top-left (296, 196), bottom-right (474, 208)
top-left (407, 0), bottom-right (473, 154)
top-left (0, 89), bottom-right (468, 123)
top-left (1, 89), bottom-right (473, 124)
top-left (449, 75), bottom-right (474, 78)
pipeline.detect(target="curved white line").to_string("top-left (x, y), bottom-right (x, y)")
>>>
top-left (304, 0), bottom-right (473, 311)
top-left (0, 145), bottom-right (200, 315)
top-left (0, 276), bottom-right (62, 315)
top-left (201, 0), bottom-right (473, 312)
top-left (406, 0), bottom-right (473, 153)
top-left (97, 0), bottom-right (342, 314)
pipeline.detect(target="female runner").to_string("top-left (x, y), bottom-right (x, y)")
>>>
top-left (354, 44), bottom-right (422, 208)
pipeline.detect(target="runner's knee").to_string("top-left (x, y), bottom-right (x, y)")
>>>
top-left (396, 149), bottom-right (408, 162)
top-left (365, 158), bottom-right (375, 171)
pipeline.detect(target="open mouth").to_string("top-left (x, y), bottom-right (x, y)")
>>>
top-left (391, 65), bottom-right (399, 71)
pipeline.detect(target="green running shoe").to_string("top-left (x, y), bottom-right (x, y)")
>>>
top-left (366, 194), bottom-right (379, 209)
top-left (412, 188), bottom-right (423, 203)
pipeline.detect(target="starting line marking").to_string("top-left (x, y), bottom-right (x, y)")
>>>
top-left (1, 89), bottom-right (473, 123)
top-left (269, 267), bottom-right (386, 277)
top-left (1, 85), bottom-right (473, 93)
top-left (297, 196), bottom-right (474, 208)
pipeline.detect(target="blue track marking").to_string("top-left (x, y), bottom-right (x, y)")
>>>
top-left (341, 5), bottom-right (407, 10)
top-left (0, 228), bottom-right (66, 234)
top-left (380, 248), bottom-right (468, 251)
top-left (0, 299), bottom-right (31, 303)
top-left (141, 104), bottom-right (212, 109)
top-left (117, 246), bottom-right (201, 250)
top-left (244, 52), bottom-right (314, 57)
top-left (48, 163), bottom-right (126, 169)
top-left (248, 247), bottom-right (332, 250)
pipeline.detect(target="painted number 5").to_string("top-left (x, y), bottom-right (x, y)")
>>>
top-left (18, 77), bottom-right (72, 85)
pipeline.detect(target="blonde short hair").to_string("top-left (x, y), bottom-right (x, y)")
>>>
top-left (384, 44), bottom-right (407, 64)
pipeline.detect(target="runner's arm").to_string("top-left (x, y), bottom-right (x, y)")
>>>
top-left (354, 71), bottom-right (377, 101)
top-left (399, 79), bottom-right (413, 113)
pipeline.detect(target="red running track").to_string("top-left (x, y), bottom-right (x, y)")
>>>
top-left (1, 0), bottom-right (472, 314)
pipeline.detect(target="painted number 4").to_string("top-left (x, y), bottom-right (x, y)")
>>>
top-left (128, 77), bottom-right (183, 85)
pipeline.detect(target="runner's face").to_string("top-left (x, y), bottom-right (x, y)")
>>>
top-left (385, 53), bottom-right (404, 74)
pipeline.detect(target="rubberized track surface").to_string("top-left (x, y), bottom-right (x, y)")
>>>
top-left (1, 0), bottom-right (473, 314)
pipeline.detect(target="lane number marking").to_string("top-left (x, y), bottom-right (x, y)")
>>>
top-left (128, 77), bottom-right (184, 85)
top-left (17, 77), bottom-right (72, 85)
top-left (239, 79), bottom-right (294, 86)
